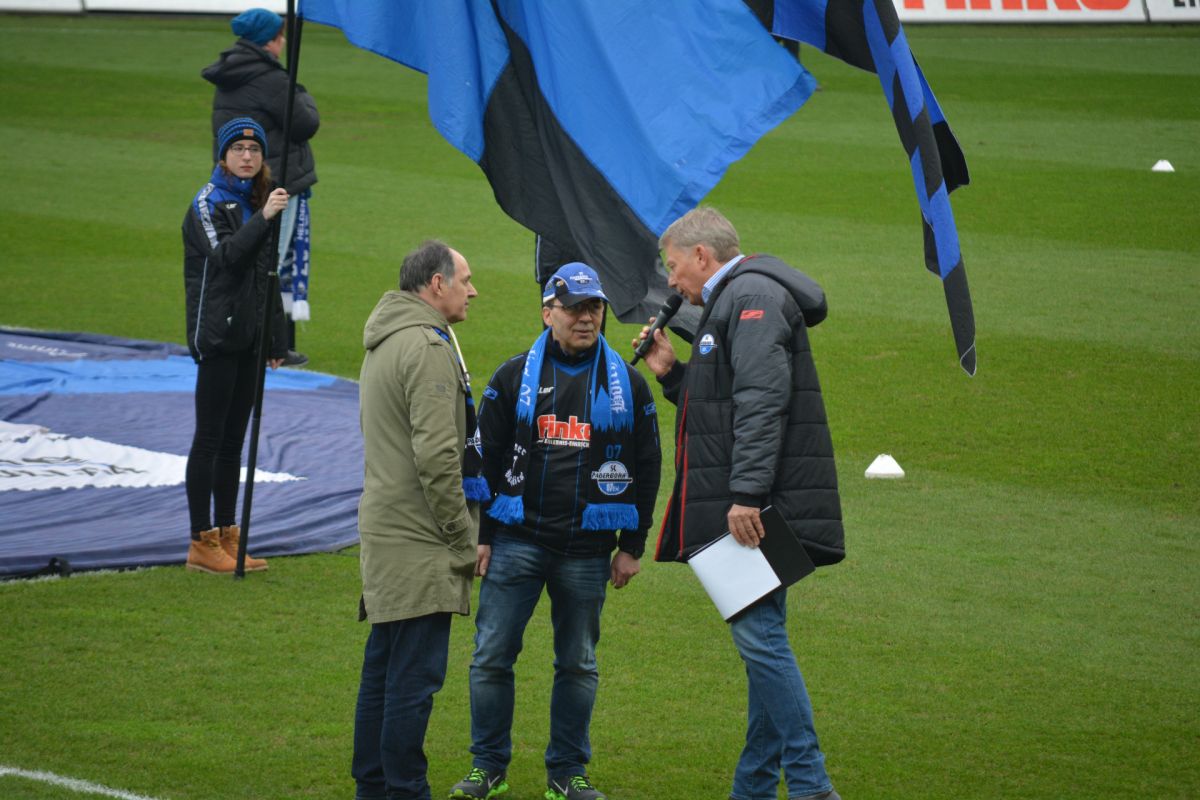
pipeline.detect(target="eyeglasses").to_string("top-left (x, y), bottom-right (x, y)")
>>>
top-left (228, 143), bottom-right (262, 155)
top-left (548, 300), bottom-right (605, 317)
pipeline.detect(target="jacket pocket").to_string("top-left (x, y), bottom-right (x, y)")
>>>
top-left (220, 273), bottom-right (258, 352)
top-left (447, 535), bottom-right (476, 577)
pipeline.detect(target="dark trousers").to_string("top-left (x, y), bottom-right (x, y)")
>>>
top-left (352, 613), bottom-right (452, 800)
top-left (185, 349), bottom-right (257, 533)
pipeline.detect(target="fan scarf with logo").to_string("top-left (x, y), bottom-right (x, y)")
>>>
top-left (487, 329), bottom-right (638, 532)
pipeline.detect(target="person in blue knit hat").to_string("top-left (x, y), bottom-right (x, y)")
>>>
top-left (203, 7), bottom-right (320, 367)
top-left (448, 264), bottom-right (662, 800)
top-left (181, 116), bottom-right (288, 575)
top-left (230, 7), bottom-right (281, 46)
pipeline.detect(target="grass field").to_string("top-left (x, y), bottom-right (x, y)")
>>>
top-left (1, 13), bottom-right (1198, 800)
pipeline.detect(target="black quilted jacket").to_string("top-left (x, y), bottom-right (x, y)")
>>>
top-left (654, 255), bottom-right (844, 567)
top-left (202, 39), bottom-right (320, 196)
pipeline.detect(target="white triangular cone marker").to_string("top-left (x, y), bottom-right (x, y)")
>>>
top-left (865, 454), bottom-right (905, 479)
top-left (1152, 160), bottom-right (1175, 173)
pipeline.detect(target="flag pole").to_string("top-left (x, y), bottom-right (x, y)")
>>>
top-left (236, 0), bottom-right (302, 578)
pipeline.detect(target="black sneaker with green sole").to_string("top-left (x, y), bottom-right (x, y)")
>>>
top-left (545, 775), bottom-right (607, 800)
top-left (449, 766), bottom-right (508, 800)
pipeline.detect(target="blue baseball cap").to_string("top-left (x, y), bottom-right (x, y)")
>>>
top-left (542, 262), bottom-right (609, 307)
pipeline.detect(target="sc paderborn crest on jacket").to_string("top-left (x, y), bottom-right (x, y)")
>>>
top-left (591, 460), bottom-right (631, 496)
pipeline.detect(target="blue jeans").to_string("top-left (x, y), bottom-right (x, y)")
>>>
top-left (729, 587), bottom-right (833, 800)
top-left (469, 535), bottom-right (609, 776)
top-left (352, 614), bottom-right (452, 800)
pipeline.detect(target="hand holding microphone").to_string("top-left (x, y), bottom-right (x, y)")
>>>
top-left (631, 293), bottom-right (683, 374)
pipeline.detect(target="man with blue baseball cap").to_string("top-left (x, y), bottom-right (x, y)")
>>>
top-left (449, 264), bottom-right (661, 800)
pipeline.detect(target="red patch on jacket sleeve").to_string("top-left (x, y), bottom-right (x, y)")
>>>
top-left (739, 309), bottom-right (764, 320)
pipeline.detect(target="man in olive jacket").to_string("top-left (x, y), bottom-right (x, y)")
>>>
top-left (635, 207), bottom-right (843, 800)
top-left (353, 240), bottom-right (481, 800)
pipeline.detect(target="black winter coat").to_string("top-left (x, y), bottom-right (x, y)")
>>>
top-left (654, 255), bottom-right (844, 566)
top-left (202, 39), bottom-right (320, 195)
top-left (182, 184), bottom-right (287, 363)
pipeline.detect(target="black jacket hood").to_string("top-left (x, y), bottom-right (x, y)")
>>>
top-left (202, 39), bottom-right (277, 89)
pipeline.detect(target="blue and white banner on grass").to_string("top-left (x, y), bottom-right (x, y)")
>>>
top-left (0, 328), bottom-right (361, 577)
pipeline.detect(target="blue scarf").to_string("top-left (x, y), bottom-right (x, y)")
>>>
top-left (278, 190), bottom-right (312, 321)
top-left (488, 330), bottom-right (638, 532)
top-left (194, 165), bottom-right (254, 235)
top-left (431, 326), bottom-right (490, 503)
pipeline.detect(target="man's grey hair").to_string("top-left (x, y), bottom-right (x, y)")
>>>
top-left (399, 240), bottom-right (456, 292)
top-left (659, 206), bottom-right (740, 262)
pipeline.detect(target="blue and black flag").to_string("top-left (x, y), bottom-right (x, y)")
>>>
top-left (300, 0), bottom-right (974, 373)
top-left (299, 0), bottom-right (813, 335)
top-left (749, 0), bottom-right (976, 374)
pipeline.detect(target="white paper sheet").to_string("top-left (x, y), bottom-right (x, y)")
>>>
top-left (688, 533), bottom-right (781, 620)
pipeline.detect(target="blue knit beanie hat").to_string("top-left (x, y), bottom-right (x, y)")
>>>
top-left (217, 116), bottom-right (268, 161)
top-left (231, 8), bottom-right (283, 46)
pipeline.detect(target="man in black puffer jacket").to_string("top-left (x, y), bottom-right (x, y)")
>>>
top-left (636, 206), bottom-right (843, 800)
top-left (202, 7), bottom-right (320, 364)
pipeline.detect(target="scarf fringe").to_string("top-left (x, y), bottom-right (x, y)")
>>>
top-left (487, 492), bottom-right (525, 525)
top-left (463, 476), bottom-right (491, 504)
top-left (582, 503), bottom-right (638, 532)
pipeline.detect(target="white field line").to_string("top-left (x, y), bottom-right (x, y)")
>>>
top-left (0, 765), bottom-right (166, 800)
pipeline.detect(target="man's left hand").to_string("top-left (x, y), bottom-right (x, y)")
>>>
top-left (610, 551), bottom-right (640, 589)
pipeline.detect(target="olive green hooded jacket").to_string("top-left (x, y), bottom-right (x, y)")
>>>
top-left (357, 289), bottom-right (478, 624)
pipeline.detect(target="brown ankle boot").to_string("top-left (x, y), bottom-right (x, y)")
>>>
top-left (219, 525), bottom-right (268, 572)
top-left (187, 528), bottom-right (237, 573)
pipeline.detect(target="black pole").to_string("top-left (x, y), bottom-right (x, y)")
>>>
top-left (236, 1), bottom-right (302, 577)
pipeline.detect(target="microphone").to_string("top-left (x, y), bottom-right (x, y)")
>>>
top-left (631, 294), bottom-right (683, 365)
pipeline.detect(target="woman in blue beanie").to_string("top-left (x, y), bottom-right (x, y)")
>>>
top-left (181, 116), bottom-right (289, 575)
top-left (203, 8), bottom-right (321, 367)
